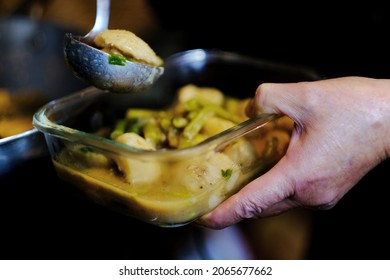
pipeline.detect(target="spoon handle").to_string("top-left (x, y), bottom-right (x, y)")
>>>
top-left (83, 0), bottom-right (110, 44)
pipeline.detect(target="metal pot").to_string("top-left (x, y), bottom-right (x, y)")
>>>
top-left (0, 15), bottom-right (87, 176)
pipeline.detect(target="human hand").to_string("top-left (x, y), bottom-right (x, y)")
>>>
top-left (199, 76), bottom-right (390, 229)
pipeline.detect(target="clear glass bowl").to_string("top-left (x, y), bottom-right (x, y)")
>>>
top-left (33, 49), bottom-right (321, 227)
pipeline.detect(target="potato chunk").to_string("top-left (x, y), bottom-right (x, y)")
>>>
top-left (94, 29), bottom-right (163, 67)
top-left (223, 139), bottom-right (258, 171)
top-left (115, 132), bottom-right (161, 184)
top-left (176, 84), bottom-right (224, 106)
top-left (174, 151), bottom-right (240, 193)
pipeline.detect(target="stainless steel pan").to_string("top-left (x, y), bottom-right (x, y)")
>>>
top-left (0, 15), bottom-right (87, 176)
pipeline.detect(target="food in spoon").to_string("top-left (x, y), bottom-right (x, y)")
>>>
top-left (64, 27), bottom-right (164, 93)
top-left (94, 29), bottom-right (163, 67)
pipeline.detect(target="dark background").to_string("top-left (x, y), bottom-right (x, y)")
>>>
top-left (150, 1), bottom-right (390, 79)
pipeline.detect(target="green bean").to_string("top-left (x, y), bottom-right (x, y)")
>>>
top-left (160, 116), bottom-right (172, 132)
top-left (172, 116), bottom-right (188, 128)
top-left (125, 118), bottom-right (142, 134)
top-left (110, 85), bottom-right (251, 150)
top-left (186, 97), bottom-right (242, 123)
top-left (143, 120), bottom-right (165, 147)
top-left (182, 107), bottom-right (214, 141)
top-left (186, 110), bottom-right (198, 120)
top-left (184, 98), bottom-right (200, 111)
top-left (203, 104), bottom-right (242, 123)
top-left (110, 119), bottom-right (127, 139)
top-left (179, 133), bottom-right (208, 149)
top-left (126, 108), bottom-right (158, 119)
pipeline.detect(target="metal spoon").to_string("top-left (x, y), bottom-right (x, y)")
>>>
top-left (63, 0), bottom-right (164, 94)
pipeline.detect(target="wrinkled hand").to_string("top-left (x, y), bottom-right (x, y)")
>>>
top-left (199, 76), bottom-right (390, 229)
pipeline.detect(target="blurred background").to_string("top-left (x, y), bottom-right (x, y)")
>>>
top-left (1, 0), bottom-right (390, 260)
top-left (0, 0), bottom-right (158, 33)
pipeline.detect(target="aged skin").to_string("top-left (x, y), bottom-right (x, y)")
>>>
top-left (200, 77), bottom-right (390, 229)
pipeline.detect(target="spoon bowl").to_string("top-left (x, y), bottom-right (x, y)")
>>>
top-left (64, 33), bottom-right (164, 93)
top-left (63, 0), bottom-right (164, 94)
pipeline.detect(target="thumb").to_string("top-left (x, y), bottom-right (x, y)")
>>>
top-left (246, 82), bottom-right (310, 124)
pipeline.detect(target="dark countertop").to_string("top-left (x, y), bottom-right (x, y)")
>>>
top-left (0, 156), bottom-right (195, 260)
top-left (1, 155), bottom-right (390, 260)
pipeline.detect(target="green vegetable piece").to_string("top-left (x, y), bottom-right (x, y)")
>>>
top-left (126, 109), bottom-right (157, 119)
top-left (184, 99), bottom-right (200, 111)
top-left (178, 133), bottom-right (207, 149)
top-left (204, 104), bottom-right (242, 123)
top-left (221, 169), bottom-right (233, 179)
top-left (126, 118), bottom-right (142, 134)
top-left (110, 119), bottom-right (127, 139)
top-left (108, 53), bottom-right (127, 66)
top-left (172, 116), bottom-right (188, 128)
top-left (143, 120), bottom-right (165, 147)
top-left (182, 107), bottom-right (214, 141)
top-left (160, 117), bottom-right (172, 132)
top-left (80, 146), bottom-right (94, 153)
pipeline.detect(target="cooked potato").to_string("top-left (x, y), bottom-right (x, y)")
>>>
top-left (201, 116), bottom-right (236, 136)
top-left (174, 151), bottom-right (239, 193)
top-left (114, 132), bottom-right (161, 184)
top-left (176, 84), bottom-right (224, 106)
top-left (94, 29), bottom-right (163, 67)
top-left (223, 139), bottom-right (258, 170)
top-left (64, 144), bottom-right (113, 168)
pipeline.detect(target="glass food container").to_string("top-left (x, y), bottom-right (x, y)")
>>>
top-left (33, 49), bottom-right (322, 227)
